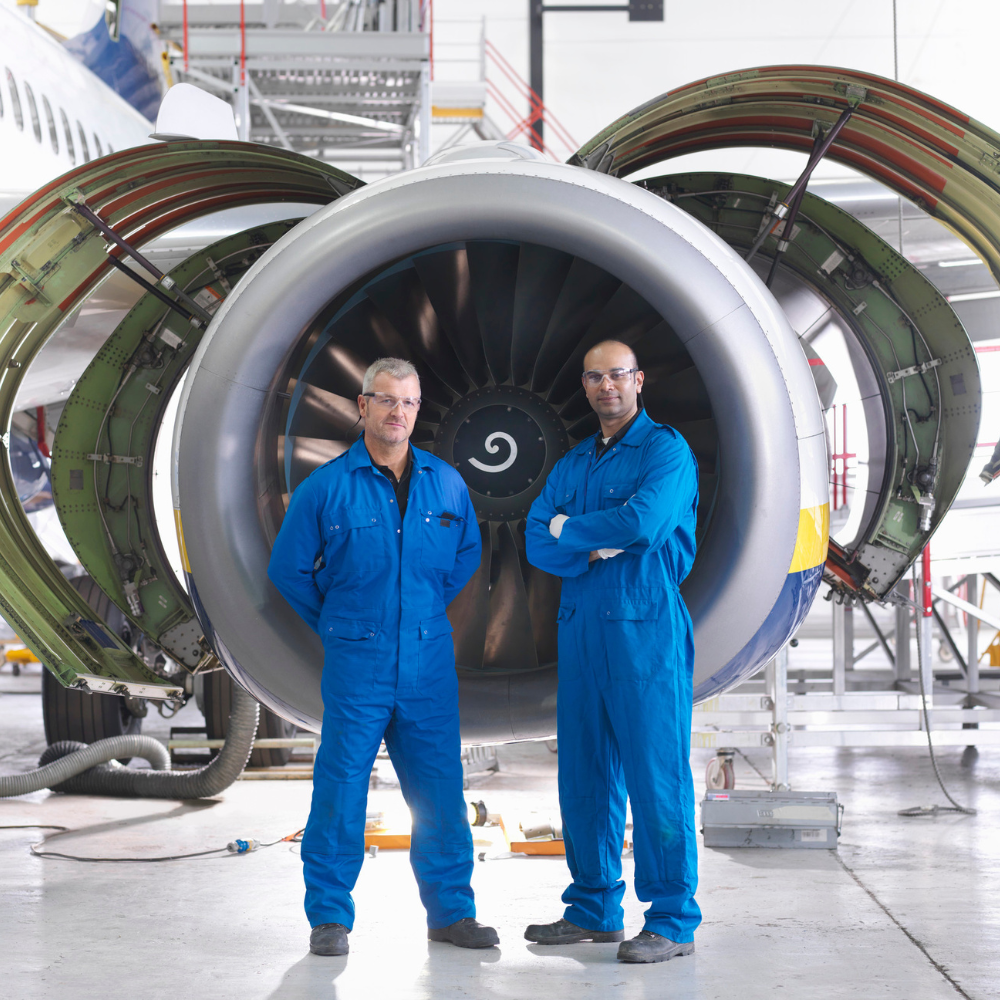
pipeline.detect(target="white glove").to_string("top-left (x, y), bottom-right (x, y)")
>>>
top-left (549, 514), bottom-right (569, 539)
top-left (596, 548), bottom-right (624, 560)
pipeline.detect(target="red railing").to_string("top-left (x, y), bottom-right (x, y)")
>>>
top-left (484, 39), bottom-right (578, 158)
top-left (421, 0), bottom-right (434, 78)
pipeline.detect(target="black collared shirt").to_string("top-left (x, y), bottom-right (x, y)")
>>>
top-left (594, 409), bottom-right (641, 460)
top-left (369, 446), bottom-right (413, 519)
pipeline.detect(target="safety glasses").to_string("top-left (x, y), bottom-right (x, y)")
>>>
top-left (363, 392), bottom-right (422, 412)
top-left (581, 368), bottom-right (638, 386)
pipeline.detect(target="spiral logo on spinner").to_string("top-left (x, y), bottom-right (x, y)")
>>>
top-left (467, 432), bottom-right (519, 473)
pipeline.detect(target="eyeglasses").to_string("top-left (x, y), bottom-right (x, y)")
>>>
top-left (582, 368), bottom-right (638, 386)
top-left (363, 392), bottom-right (422, 412)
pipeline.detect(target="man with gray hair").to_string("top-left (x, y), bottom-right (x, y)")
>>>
top-left (269, 357), bottom-right (497, 956)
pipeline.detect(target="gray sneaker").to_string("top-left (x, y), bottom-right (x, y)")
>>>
top-left (617, 930), bottom-right (695, 963)
top-left (524, 918), bottom-right (625, 945)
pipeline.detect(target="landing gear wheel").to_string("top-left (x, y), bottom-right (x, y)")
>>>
top-left (41, 575), bottom-right (146, 758)
top-left (202, 669), bottom-right (296, 768)
top-left (705, 753), bottom-right (736, 790)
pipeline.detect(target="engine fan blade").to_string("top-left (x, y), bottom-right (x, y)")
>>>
top-left (447, 520), bottom-right (491, 669)
top-left (526, 559), bottom-right (561, 667)
top-left (483, 522), bottom-right (538, 672)
top-left (531, 257), bottom-right (622, 394)
top-left (287, 436), bottom-right (353, 489)
top-left (643, 370), bottom-right (713, 423)
top-left (413, 249), bottom-right (490, 388)
top-left (566, 411), bottom-right (601, 441)
top-left (696, 471), bottom-right (720, 531)
top-left (325, 297), bottom-right (455, 411)
top-left (467, 240), bottom-right (519, 385)
top-left (546, 283), bottom-right (663, 405)
top-left (365, 267), bottom-right (469, 396)
top-left (296, 339), bottom-right (369, 400)
top-left (671, 417), bottom-right (719, 469)
top-left (287, 383), bottom-right (364, 440)
top-left (511, 245), bottom-right (574, 386)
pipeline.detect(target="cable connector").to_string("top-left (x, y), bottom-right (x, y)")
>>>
top-left (227, 838), bottom-right (261, 854)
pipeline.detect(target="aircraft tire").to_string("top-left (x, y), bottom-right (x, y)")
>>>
top-left (201, 669), bottom-right (296, 769)
top-left (42, 576), bottom-right (144, 758)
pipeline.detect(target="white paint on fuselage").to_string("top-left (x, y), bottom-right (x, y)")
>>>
top-left (0, 7), bottom-right (152, 215)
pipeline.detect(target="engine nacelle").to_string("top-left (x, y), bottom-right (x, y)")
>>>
top-left (175, 147), bottom-right (828, 739)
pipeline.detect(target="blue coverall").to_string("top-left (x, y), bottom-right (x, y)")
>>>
top-left (268, 436), bottom-right (482, 930)
top-left (525, 408), bottom-right (702, 942)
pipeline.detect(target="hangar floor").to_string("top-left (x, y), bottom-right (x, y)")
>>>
top-left (1, 667), bottom-right (998, 1000)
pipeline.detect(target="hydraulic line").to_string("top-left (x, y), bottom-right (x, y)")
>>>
top-left (0, 686), bottom-right (259, 799)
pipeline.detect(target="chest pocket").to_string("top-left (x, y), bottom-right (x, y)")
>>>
top-left (557, 488), bottom-right (578, 516)
top-left (326, 506), bottom-right (384, 571)
top-left (419, 508), bottom-right (464, 570)
top-left (600, 482), bottom-right (637, 510)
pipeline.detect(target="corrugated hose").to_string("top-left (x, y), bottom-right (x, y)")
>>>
top-left (0, 685), bottom-right (259, 799)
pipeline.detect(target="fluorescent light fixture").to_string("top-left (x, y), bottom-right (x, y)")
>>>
top-left (939, 258), bottom-right (984, 267)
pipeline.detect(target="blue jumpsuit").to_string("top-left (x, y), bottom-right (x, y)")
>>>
top-left (268, 436), bottom-right (482, 931)
top-left (526, 408), bottom-right (702, 943)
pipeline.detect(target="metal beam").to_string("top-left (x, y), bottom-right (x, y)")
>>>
top-left (858, 600), bottom-right (896, 668)
top-left (931, 605), bottom-right (967, 676)
top-left (932, 584), bottom-right (1000, 631)
top-left (529, 1), bottom-right (544, 149)
top-left (252, 98), bottom-right (404, 133)
top-left (182, 28), bottom-right (429, 60)
top-left (967, 573), bottom-right (980, 694)
top-left (248, 78), bottom-right (293, 151)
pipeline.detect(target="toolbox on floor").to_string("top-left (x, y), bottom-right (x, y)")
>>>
top-left (700, 790), bottom-right (842, 849)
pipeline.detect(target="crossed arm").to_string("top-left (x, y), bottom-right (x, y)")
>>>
top-left (526, 433), bottom-right (698, 576)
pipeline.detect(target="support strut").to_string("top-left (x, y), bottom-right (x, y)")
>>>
top-left (746, 105), bottom-right (857, 266)
top-left (70, 197), bottom-right (212, 326)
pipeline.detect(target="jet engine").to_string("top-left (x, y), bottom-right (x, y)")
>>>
top-left (174, 144), bottom-right (827, 738)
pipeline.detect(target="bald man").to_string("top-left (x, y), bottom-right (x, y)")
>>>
top-left (525, 340), bottom-right (701, 964)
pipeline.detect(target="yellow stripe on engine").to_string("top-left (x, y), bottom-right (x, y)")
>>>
top-left (789, 503), bottom-right (830, 573)
top-left (174, 508), bottom-right (192, 574)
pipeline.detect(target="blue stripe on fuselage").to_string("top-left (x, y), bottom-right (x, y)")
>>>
top-left (63, 3), bottom-right (162, 121)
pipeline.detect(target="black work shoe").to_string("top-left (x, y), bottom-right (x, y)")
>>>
top-left (309, 922), bottom-right (349, 956)
top-left (524, 918), bottom-right (625, 945)
top-left (617, 930), bottom-right (695, 963)
top-left (428, 917), bottom-right (499, 949)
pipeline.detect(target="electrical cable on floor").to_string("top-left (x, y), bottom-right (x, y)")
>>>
top-left (735, 748), bottom-right (770, 785)
top-left (19, 826), bottom-right (304, 863)
top-left (899, 565), bottom-right (977, 817)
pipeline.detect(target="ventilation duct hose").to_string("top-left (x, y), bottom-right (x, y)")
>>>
top-left (0, 686), bottom-right (259, 799)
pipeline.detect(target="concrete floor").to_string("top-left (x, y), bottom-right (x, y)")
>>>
top-left (1, 665), bottom-right (998, 1000)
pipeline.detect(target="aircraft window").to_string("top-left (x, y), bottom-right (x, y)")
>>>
top-left (41, 95), bottom-right (57, 153)
top-left (6, 68), bottom-right (23, 131)
top-left (60, 108), bottom-right (75, 165)
top-left (23, 82), bottom-right (41, 143)
top-left (93, 133), bottom-right (102, 157)
top-left (77, 121), bottom-right (90, 163)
